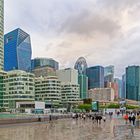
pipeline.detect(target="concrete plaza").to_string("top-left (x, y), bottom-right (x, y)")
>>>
top-left (0, 115), bottom-right (139, 140)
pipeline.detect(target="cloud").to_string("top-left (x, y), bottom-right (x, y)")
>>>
top-left (4, 0), bottom-right (140, 78)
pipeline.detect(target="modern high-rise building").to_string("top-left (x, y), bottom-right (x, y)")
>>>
top-left (31, 58), bottom-right (59, 70)
top-left (0, 0), bottom-right (4, 70)
top-left (4, 28), bottom-right (32, 72)
top-left (56, 68), bottom-right (78, 84)
top-left (114, 78), bottom-right (122, 98)
top-left (86, 66), bottom-right (104, 89)
top-left (122, 74), bottom-right (126, 99)
top-left (0, 71), bottom-right (7, 108)
top-left (3, 70), bottom-right (35, 109)
top-left (126, 66), bottom-right (140, 101)
top-left (78, 75), bottom-right (88, 99)
top-left (35, 76), bottom-right (61, 107)
top-left (56, 68), bottom-right (80, 103)
top-left (32, 66), bottom-right (56, 77)
top-left (74, 57), bottom-right (88, 75)
top-left (104, 65), bottom-right (114, 83)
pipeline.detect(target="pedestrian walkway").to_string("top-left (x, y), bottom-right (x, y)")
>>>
top-left (0, 115), bottom-right (139, 140)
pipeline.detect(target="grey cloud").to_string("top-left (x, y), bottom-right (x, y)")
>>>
top-left (59, 10), bottom-right (121, 37)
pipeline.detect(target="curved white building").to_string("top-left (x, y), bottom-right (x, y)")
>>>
top-left (35, 76), bottom-right (61, 106)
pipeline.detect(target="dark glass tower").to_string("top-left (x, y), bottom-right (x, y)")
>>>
top-left (31, 58), bottom-right (59, 70)
top-left (126, 66), bottom-right (140, 101)
top-left (78, 75), bottom-right (88, 99)
top-left (4, 28), bottom-right (32, 72)
top-left (86, 66), bottom-right (104, 89)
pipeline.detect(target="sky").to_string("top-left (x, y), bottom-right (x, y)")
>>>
top-left (4, 0), bottom-right (140, 78)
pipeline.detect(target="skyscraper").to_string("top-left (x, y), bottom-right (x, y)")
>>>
top-left (114, 78), bottom-right (122, 98)
top-left (104, 65), bottom-right (114, 83)
top-left (86, 66), bottom-right (104, 89)
top-left (78, 75), bottom-right (88, 99)
top-left (122, 74), bottom-right (126, 99)
top-left (126, 66), bottom-right (140, 101)
top-left (74, 57), bottom-right (87, 75)
top-left (0, 0), bottom-right (4, 70)
top-left (4, 28), bottom-right (32, 72)
top-left (31, 58), bottom-right (59, 70)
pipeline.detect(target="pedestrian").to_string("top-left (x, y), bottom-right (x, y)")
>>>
top-left (117, 111), bottom-right (120, 117)
top-left (83, 113), bottom-right (86, 120)
top-left (103, 116), bottom-right (106, 122)
top-left (95, 115), bottom-right (99, 124)
top-left (131, 114), bottom-right (136, 126)
top-left (98, 115), bottom-right (102, 124)
top-left (124, 113), bottom-right (128, 124)
top-left (92, 115), bottom-right (95, 123)
top-left (38, 116), bottom-right (41, 122)
top-left (128, 113), bottom-right (132, 124)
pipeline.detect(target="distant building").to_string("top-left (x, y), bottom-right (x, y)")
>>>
top-left (0, 0), bottom-right (4, 70)
top-left (56, 68), bottom-right (78, 84)
top-left (61, 84), bottom-right (80, 103)
top-left (78, 75), bottom-right (88, 99)
top-left (88, 88), bottom-right (115, 101)
top-left (32, 66), bottom-right (56, 77)
top-left (104, 65), bottom-right (114, 83)
top-left (105, 82), bottom-right (119, 99)
top-left (74, 57), bottom-right (87, 75)
top-left (56, 68), bottom-right (80, 103)
top-left (86, 66), bottom-right (104, 89)
top-left (122, 74), bottom-right (126, 99)
top-left (114, 78), bottom-right (122, 98)
top-left (31, 58), bottom-right (59, 70)
top-left (126, 66), bottom-right (140, 101)
top-left (3, 70), bottom-right (35, 109)
top-left (35, 76), bottom-right (61, 107)
top-left (4, 28), bottom-right (32, 72)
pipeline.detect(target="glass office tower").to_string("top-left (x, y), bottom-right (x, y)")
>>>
top-left (126, 66), bottom-right (140, 101)
top-left (104, 65), bottom-right (114, 83)
top-left (31, 58), bottom-right (59, 70)
top-left (86, 66), bottom-right (104, 89)
top-left (78, 74), bottom-right (88, 99)
top-left (4, 28), bottom-right (32, 72)
top-left (0, 0), bottom-right (4, 70)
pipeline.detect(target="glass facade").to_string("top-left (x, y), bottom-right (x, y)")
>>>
top-left (122, 74), bottom-right (126, 99)
top-left (104, 65), bottom-right (114, 83)
top-left (4, 28), bottom-right (32, 72)
top-left (86, 66), bottom-right (104, 89)
top-left (126, 66), bottom-right (140, 101)
top-left (0, 0), bottom-right (4, 70)
top-left (74, 57), bottom-right (87, 75)
top-left (31, 58), bottom-right (59, 70)
top-left (114, 78), bottom-right (122, 98)
top-left (78, 74), bottom-right (88, 99)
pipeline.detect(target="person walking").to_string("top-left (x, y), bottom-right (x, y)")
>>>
top-left (128, 113), bottom-right (132, 124)
top-left (103, 116), bottom-right (106, 122)
top-left (98, 115), bottom-right (102, 125)
top-left (83, 113), bottom-right (86, 121)
top-left (124, 113), bottom-right (128, 124)
top-left (131, 114), bottom-right (136, 126)
top-left (92, 115), bottom-right (95, 123)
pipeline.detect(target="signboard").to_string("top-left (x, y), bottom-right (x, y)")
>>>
top-left (92, 101), bottom-right (99, 112)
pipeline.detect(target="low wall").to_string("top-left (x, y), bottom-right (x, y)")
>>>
top-left (0, 114), bottom-right (72, 125)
